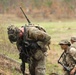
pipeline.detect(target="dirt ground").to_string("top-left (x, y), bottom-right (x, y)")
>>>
top-left (0, 56), bottom-right (12, 75)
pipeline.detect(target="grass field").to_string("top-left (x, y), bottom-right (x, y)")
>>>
top-left (0, 14), bottom-right (76, 75)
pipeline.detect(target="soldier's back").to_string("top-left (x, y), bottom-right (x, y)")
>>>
top-left (26, 25), bottom-right (51, 43)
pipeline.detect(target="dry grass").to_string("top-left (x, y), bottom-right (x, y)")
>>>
top-left (0, 14), bottom-right (76, 75)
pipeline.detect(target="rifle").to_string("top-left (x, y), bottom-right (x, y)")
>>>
top-left (20, 7), bottom-right (31, 25)
top-left (20, 7), bottom-right (46, 31)
top-left (18, 7), bottom-right (31, 74)
top-left (20, 7), bottom-right (32, 44)
top-left (58, 52), bottom-right (76, 75)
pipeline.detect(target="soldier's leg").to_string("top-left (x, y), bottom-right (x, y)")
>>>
top-left (29, 60), bottom-right (35, 75)
top-left (19, 52), bottom-right (26, 75)
top-left (64, 71), bottom-right (68, 75)
top-left (20, 59), bottom-right (26, 75)
top-left (34, 50), bottom-right (46, 75)
top-left (35, 56), bottom-right (46, 75)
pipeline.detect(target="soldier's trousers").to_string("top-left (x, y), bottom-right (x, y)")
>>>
top-left (64, 71), bottom-right (68, 75)
top-left (29, 50), bottom-right (46, 75)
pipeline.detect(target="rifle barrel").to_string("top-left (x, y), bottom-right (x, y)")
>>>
top-left (20, 7), bottom-right (31, 24)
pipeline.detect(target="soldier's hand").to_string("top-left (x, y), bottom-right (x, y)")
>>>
top-left (70, 68), bottom-right (76, 75)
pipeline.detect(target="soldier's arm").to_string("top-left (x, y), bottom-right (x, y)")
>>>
top-left (16, 38), bottom-right (23, 52)
top-left (70, 47), bottom-right (76, 61)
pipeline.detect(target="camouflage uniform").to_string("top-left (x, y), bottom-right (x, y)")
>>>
top-left (25, 25), bottom-right (50, 75)
top-left (62, 47), bottom-right (76, 75)
top-left (59, 40), bottom-right (76, 75)
top-left (71, 37), bottom-right (76, 48)
top-left (71, 42), bottom-right (76, 49)
top-left (7, 25), bottom-right (51, 75)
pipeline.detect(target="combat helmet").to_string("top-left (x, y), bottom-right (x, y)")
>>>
top-left (59, 39), bottom-right (71, 46)
top-left (7, 25), bottom-right (20, 43)
top-left (71, 37), bottom-right (76, 42)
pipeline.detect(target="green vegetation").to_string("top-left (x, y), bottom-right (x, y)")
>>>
top-left (45, 0), bottom-right (52, 7)
top-left (0, 17), bottom-right (76, 75)
top-left (0, 0), bottom-right (76, 74)
top-left (64, 0), bottom-right (71, 3)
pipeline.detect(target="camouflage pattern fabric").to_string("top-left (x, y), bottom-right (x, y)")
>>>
top-left (7, 25), bottom-right (20, 43)
top-left (29, 50), bottom-right (46, 75)
top-left (71, 37), bottom-right (76, 42)
top-left (71, 42), bottom-right (76, 49)
top-left (25, 25), bottom-right (50, 75)
top-left (26, 26), bottom-right (50, 43)
top-left (7, 25), bottom-right (51, 75)
top-left (26, 26), bottom-right (51, 51)
top-left (64, 71), bottom-right (68, 75)
top-left (62, 47), bottom-right (76, 75)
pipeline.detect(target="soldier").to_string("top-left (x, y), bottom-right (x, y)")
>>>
top-left (59, 39), bottom-right (76, 75)
top-left (7, 25), bottom-right (51, 75)
top-left (70, 37), bottom-right (76, 48)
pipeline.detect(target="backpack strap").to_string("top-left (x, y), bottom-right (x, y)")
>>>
top-left (35, 26), bottom-right (46, 32)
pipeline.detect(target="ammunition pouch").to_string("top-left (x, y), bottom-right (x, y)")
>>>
top-left (23, 38), bottom-right (40, 50)
top-left (33, 50), bottom-right (44, 60)
top-left (37, 41), bottom-right (48, 52)
top-left (29, 41), bottom-right (40, 50)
